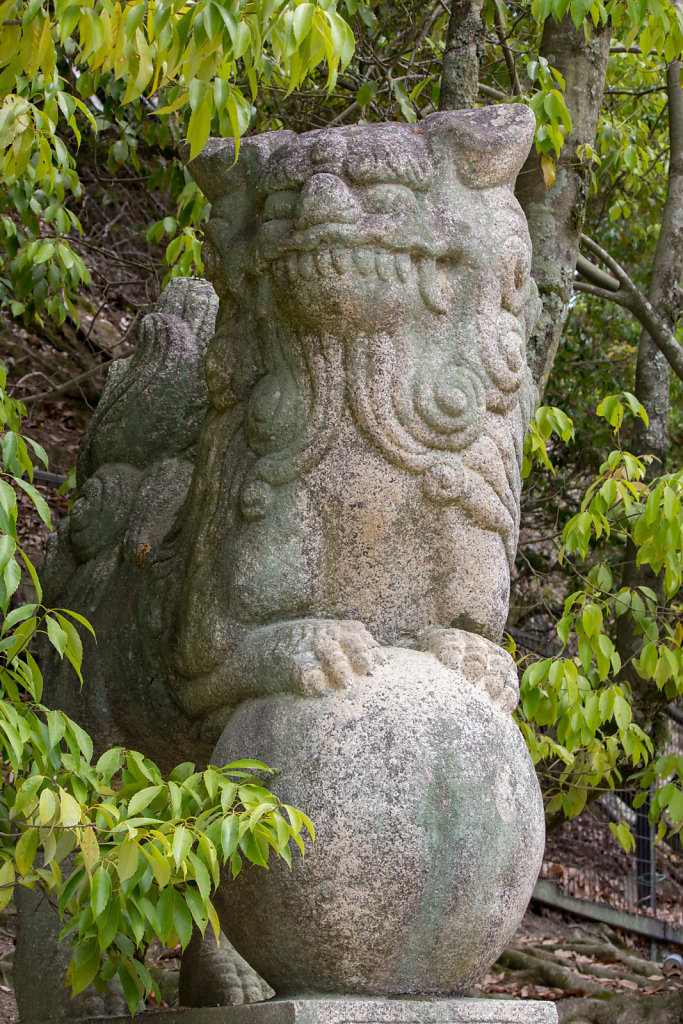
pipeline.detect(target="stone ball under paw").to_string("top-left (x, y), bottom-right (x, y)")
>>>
top-left (211, 645), bottom-right (544, 997)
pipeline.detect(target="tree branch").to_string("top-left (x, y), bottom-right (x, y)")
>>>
top-left (493, 4), bottom-right (522, 96)
top-left (478, 81), bottom-right (511, 102)
top-left (575, 254), bottom-right (619, 292)
top-left (576, 234), bottom-right (683, 382)
top-left (22, 360), bottom-right (115, 406)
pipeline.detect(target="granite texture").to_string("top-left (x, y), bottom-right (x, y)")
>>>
top-left (14, 883), bottom-right (128, 1021)
top-left (25, 997), bottom-right (558, 1024)
top-left (212, 648), bottom-right (545, 996)
top-left (172, 106), bottom-right (540, 725)
top-left (32, 106), bottom-right (549, 1012)
top-left (40, 274), bottom-right (221, 767)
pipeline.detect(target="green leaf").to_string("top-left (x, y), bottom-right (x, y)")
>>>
top-left (356, 80), bottom-right (378, 107)
top-left (70, 946), bottom-right (102, 996)
top-left (186, 93), bottom-right (213, 161)
top-left (116, 839), bottom-right (139, 882)
top-left (95, 747), bottom-right (124, 780)
top-left (127, 785), bottom-right (164, 817)
top-left (2, 603), bottom-right (37, 635)
top-left (23, 436), bottom-right (48, 468)
top-left (141, 842), bottom-right (171, 887)
top-left (156, 886), bottom-right (175, 942)
top-left (39, 787), bottom-right (57, 825)
top-left (59, 608), bottom-right (96, 639)
top-left (0, 861), bottom-right (15, 913)
top-left (15, 477), bottom-right (50, 526)
top-left (18, 549), bottom-right (43, 603)
top-left (0, 535), bottom-right (16, 575)
top-left (173, 889), bottom-right (193, 948)
top-left (582, 603), bottom-right (603, 637)
top-left (583, 692), bottom-right (600, 733)
top-left (81, 825), bottom-right (100, 874)
top-left (117, 961), bottom-right (142, 1016)
top-left (221, 815), bottom-right (240, 859)
top-left (292, 2), bottom-right (315, 43)
top-left (183, 885), bottom-right (208, 932)
top-left (187, 849), bottom-right (211, 900)
top-left (570, 0), bottom-right (593, 27)
top-left (97, 898), bottom-right (120, 950)
top-left (668, 787), bottom-right (683, 824)
top-left (239, 828), bottom-right (268, 867)
top-left (91, 865), bottom-right (112, 920)
top-left (46, 615), bottom-right (68, 657)
top-left (15, 827), bottom-right (39, 875)
top-left (172, 826), bottom-right (192, 868)
top-left (613, 695), bottom-right (632, 730)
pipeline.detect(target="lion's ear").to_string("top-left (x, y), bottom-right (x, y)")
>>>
top-left (185, 130), bottom-right (297, 203)
top-left (423, 105), bottom-right (536, 189)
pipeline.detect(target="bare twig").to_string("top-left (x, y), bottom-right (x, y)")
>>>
top-left (493, 4), bottom-right (522, 96)
top-left (22, 360), bottom-right (115, 406)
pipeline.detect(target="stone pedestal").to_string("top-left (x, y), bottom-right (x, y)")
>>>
top-left (29, 997), bottom-right (558, 1024)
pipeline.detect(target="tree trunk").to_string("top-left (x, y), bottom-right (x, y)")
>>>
top-left (515, 16), bottom-right (611, 396)
top-left (615, 58), bottom-right (683, 740)
top-left (439, 0), bottom-right (485, 110)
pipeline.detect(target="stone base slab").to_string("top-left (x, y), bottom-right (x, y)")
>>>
top-left (28, 997), bottom-right (558, 1024)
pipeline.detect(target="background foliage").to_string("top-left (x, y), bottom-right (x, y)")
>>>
top-left (0, 366), bottom-right (313, 1015)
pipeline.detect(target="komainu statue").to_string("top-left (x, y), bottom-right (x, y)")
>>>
top-left (40, 104), bottom-right (557, 1023)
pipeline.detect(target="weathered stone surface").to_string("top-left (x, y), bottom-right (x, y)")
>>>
top-left (28, 278), bottom-right (271, 1021)
top-left (179, 929), bottom-right (274, 1007)
top-left (42, 106), bottom-right (540, 761)
top-left (26, 996), bottom-right (558, 1024)
top-left (171, 106), bottom-right (541, 727)
top-left (15, 884), bottom-right (128, 1021)
top-left (212, 647), bottom-right (544, 996)
top-left (40, 275), bottom-right (221, 768)
top-left (33, 105), bottom-right (549, 1012)
top-left (184, 105), bottom-right (545, 998)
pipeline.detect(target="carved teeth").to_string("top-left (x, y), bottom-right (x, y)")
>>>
top-left (395, 253), bottom-right (412, 282)
top-left (331, 245), bottom-right (350, 275)
top-left (352, 246), bottom-right (374, 277)
top-left (315, 248), bottom-right (333, 276)
top-left (286, 254), bottom-right (298, 281)
top-left (375, 250), bottom-right (393, 281)
top-left (275, 246), bottom-right (448, 313)
top-left (418, 257), bottom-right (449, 315)
top-left (299, 252), bottom-right (316, 280)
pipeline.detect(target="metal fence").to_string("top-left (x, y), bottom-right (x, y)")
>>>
top-left (539, 707), bottom-right (683, 933)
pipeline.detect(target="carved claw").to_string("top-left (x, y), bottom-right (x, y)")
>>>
top-left (416, 627), bottom-right (519, 712)
top-left (285, 619), bottom-right (385, 696)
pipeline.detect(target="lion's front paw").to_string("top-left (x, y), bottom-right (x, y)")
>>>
top-left (416, 627), bottom-right (518, 712)
top-left (285, 619), bottom-right (386, 696)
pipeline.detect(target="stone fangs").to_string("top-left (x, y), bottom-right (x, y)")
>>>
top-left (273, 243), bottom-right (452, 315)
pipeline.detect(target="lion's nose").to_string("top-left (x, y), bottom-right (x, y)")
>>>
top-left (293, 173), bottom-right (360, 229)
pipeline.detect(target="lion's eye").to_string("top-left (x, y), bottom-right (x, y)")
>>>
top-left (363, 184), bottom-right (416, 214)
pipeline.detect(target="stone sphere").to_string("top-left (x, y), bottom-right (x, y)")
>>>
top-left (211, 647), bottom-right (544, 996)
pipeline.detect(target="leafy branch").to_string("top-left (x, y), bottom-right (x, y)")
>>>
top-left (0, 362), bottom-right (313, 1015)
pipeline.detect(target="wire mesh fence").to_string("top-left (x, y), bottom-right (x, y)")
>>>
top-left (539, 706), bottom-right (683, 931)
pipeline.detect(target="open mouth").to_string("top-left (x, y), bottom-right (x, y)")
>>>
top-left (268, 237), bottom-right (453, 315)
